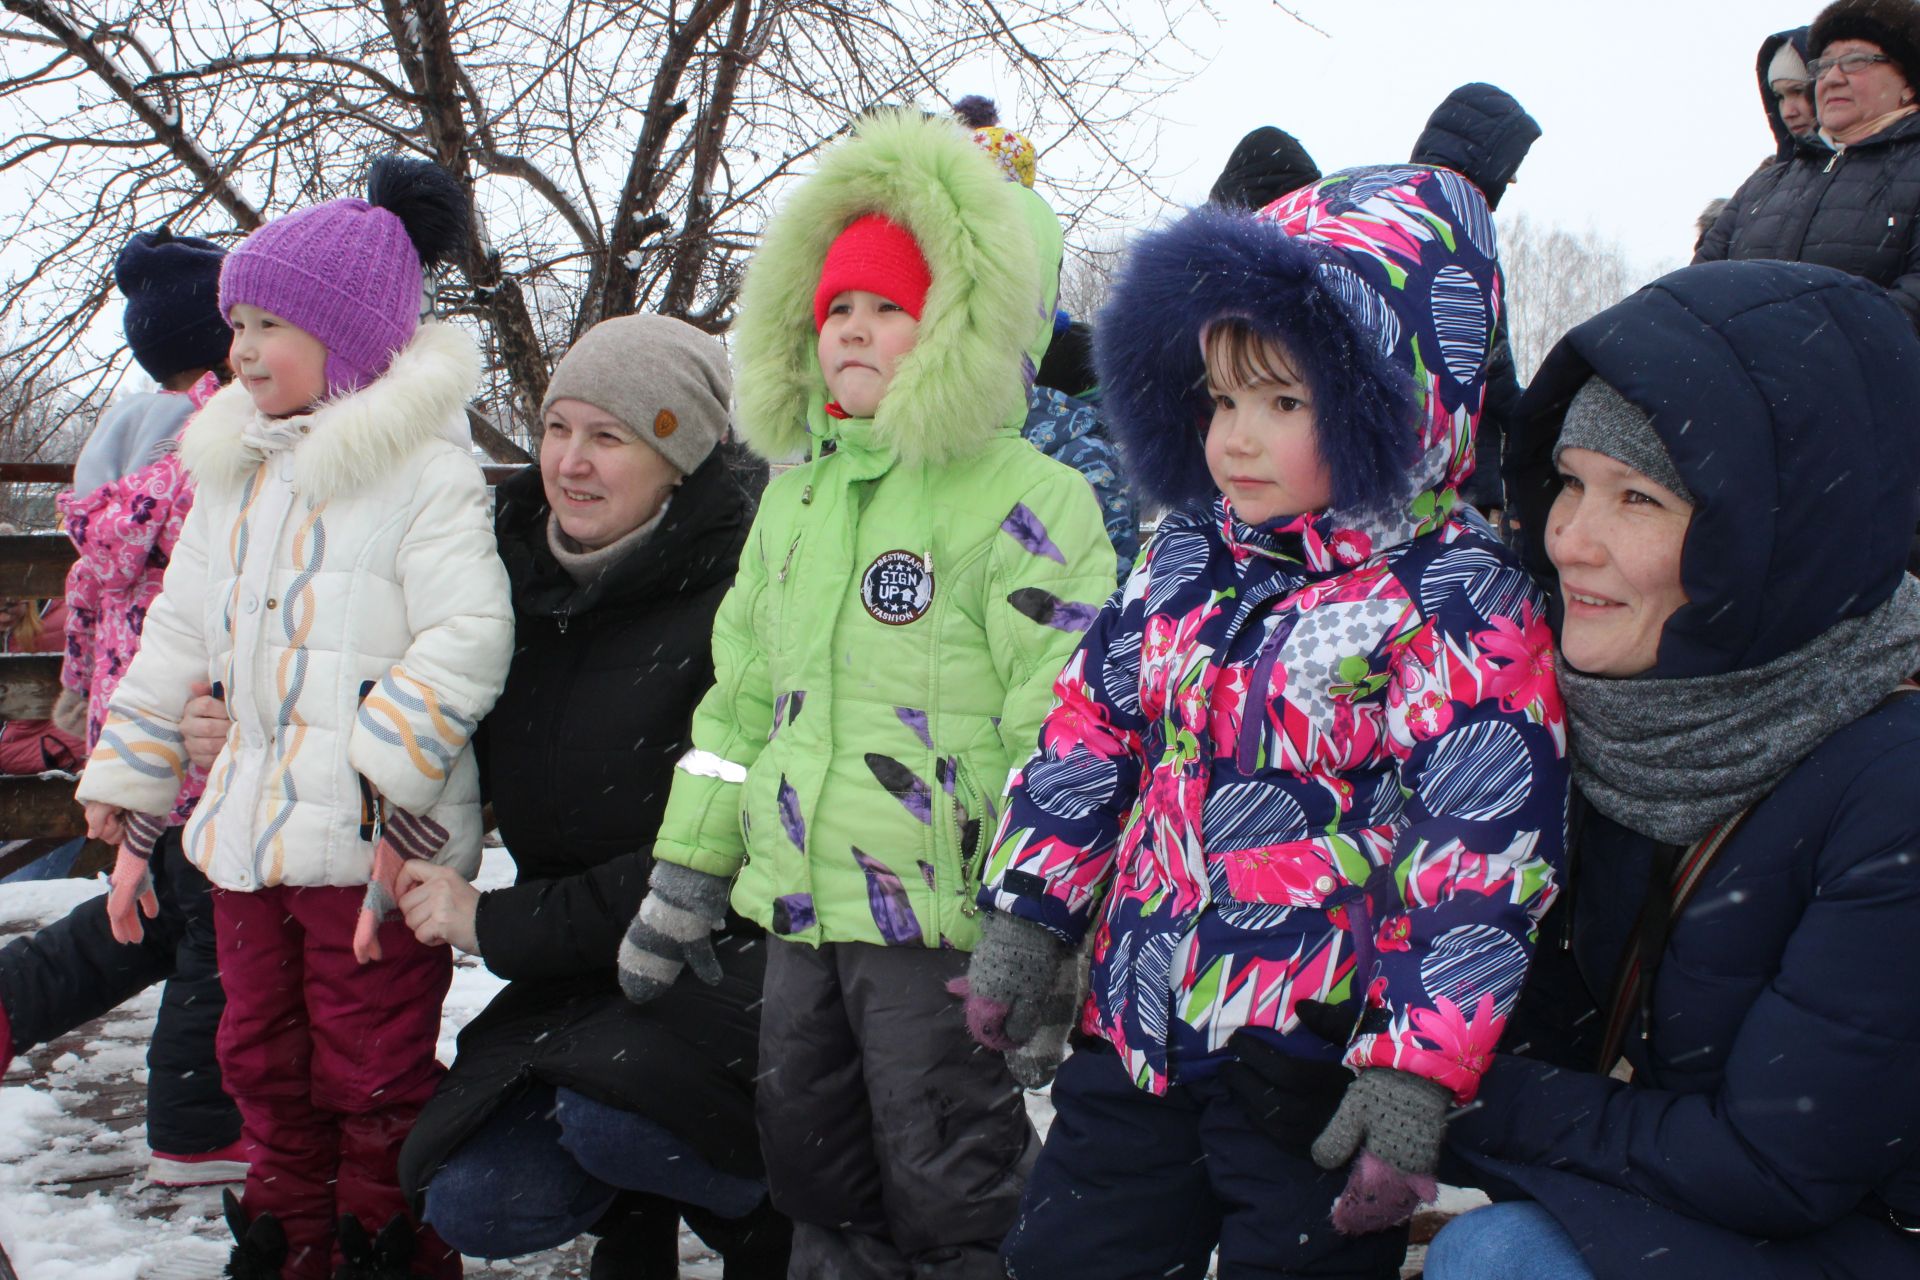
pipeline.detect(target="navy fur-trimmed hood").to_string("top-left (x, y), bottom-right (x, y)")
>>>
top-left (1096, 204), bottom-right (1417, 514)
top-left (1097, 164), bottom-right (1503, 557)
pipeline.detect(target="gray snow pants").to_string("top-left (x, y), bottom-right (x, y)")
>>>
top-left (757, 937), bottom-right (1037, 1280)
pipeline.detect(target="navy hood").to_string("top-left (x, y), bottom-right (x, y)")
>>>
top-left (1097, 165), bottom-right (1501, 558)
top-left (1410, 83), bottom-right (1541, 211)
top-left (1509, 260), bottom-right (1920, 678)
top-left (1755, 27), bottom-right (1817, 160)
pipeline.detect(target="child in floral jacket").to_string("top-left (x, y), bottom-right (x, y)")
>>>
top-left (964, 168), bottom-right (1571, 1279)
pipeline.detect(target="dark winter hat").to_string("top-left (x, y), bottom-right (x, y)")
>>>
top-left (1553, 378), bottom-right (1694, 504)
top-left (541, 314), bottom-right (732, 475)
top-left (220, 155), bottom-right (469, 396)
top-left (812, 213), bottom-right (932, 329)
top-left (1208, 127), bottom-right (1321, 210)
top-left (115, 229), bottom-right (231, 383)
top-left (1811, 0), bottom-right (1920, 78)
top-left (1409, 83), bottom-right (1541, 211)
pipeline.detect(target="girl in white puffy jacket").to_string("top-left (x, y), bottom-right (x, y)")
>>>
top-left (75, 157), bottom-right (511, 1279)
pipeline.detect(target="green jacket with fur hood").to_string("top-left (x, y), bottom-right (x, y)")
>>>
top-left (652, 110), bottom-right (1112, 951)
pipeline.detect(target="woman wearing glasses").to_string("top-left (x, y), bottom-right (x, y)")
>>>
top-left (1697, 0), bottom-right (1920, 330)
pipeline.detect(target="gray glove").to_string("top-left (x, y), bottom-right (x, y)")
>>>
top-left (619, 860), bottom-right (730, 1005)
top-left (1310, 1067), bottom-right (1452, 1176)
top-left (1311, 1067), bottom-right (1452, 1233)
top-left (1005, 939), bottom-right (1087, 1089)
top-left (952, 912), bottom-right (1076, 1084)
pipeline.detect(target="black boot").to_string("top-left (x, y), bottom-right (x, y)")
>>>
top-left (222, 1188), bottom-right (288, 1280)
top-left (683, 1197), bottom-right (793, 1280)
top-left (589, 1193), bottom-right (682, 1280)
top-left (332, 1212), bottom-right (415, 1280)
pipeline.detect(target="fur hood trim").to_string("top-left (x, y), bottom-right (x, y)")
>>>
top-left (1096, 203), bottom-right (1421, 514)
top-left (181, 320), bottom-right (480, 500)
top-left (730, 109), bottom-right (1039, 466)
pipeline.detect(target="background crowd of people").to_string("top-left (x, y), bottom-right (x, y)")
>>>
top-left (0, 2), bottom-right (1918, 1279)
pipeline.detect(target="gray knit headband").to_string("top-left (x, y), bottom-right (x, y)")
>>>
top-left (1553, 376), bottom-right (1694, 504)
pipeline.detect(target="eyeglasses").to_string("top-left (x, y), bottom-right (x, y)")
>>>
top-left (1806, 52), bottom-right (1894, 79)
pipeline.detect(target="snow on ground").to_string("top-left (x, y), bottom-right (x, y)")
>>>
top-left (0, 851), bottom-right (1466, 1276)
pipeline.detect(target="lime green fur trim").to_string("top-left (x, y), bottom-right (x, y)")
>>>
top-left (732, 109), bottom-right (1041, 467)
top-left (1017, 185), bottom-right (1065, 370)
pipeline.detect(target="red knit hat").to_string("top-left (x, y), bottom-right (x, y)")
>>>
top-left (812, 214), bottom-right (932, 329)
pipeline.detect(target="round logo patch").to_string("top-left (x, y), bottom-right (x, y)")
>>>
top-left (861, 550), bottom-right (934, 625)
top-left (653, 408), bottom-right (679, 438)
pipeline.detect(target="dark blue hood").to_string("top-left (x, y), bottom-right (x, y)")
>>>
top-left (1755, 27), bottom-right (1817, 161)
top-left (1409, 83), bottom-right (1541, 211)
top-left (1509, 259), bottom-right (1920, 677)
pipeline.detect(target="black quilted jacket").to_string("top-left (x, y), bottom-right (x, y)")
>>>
top-left (1696, 111), bottom-right (1920, 330)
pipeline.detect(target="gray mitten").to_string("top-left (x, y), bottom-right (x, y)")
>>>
top-left (1311, 1066), bottom-right (1452, 1175)
top-left (619, 860), bottom-right (731, 1005)
top-left (1005, 940), bottom-right (1087, 1089)
top-left (1311, 1067), bottom-right (1452, 1234)
top-left (950, 911), bottom-right (1070, 1057)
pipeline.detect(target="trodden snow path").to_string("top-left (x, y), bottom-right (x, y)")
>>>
top-left (0, 851), bottom-right (1468, 1277)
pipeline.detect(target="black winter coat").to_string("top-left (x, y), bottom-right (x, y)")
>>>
top-left (1696, 111), bottom-right (1920, 331)
top-left (1409, 83), bottom-right (1540, 510)
top-left (1455, 260), bottom-right (1920, 1278)
top-left (399, 454), bottom-right (760, 1204)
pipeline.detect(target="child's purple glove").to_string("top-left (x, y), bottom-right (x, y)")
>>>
top-left (1310, 1067), bottom-right (1450, 1235)
top-left (106, 812), bottom-right (168, 945)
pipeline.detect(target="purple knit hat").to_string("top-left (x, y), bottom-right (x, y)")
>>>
top-left (219, 157), bottom-right (469, 395)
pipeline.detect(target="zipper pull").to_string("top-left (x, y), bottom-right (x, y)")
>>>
top-left (1826, 151), bottom-right (1841, 173)
top-left (778, 535), bottom-right (800, 583)
top-left (556, 605), bottom-right (571, 634)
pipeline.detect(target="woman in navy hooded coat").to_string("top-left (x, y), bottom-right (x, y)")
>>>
top-left (1427, 259), bottom-right (1920, 1280)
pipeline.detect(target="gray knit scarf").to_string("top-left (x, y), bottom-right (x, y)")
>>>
top-left (1560, 574), bottom-right (1920, 843)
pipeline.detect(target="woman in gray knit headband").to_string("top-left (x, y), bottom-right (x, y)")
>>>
top-left (1427, 259), bottom-right (1920, 1280)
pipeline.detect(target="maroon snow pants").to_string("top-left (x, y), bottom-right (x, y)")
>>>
top-left (213, 885), bottom-right (461, 1278)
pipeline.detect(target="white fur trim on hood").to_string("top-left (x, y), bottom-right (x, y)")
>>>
top-left (180, 320), bottom-right (480, 501)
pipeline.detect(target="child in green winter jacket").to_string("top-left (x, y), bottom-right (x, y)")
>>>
top-left (617, 109), bottom-right (1114, 1276)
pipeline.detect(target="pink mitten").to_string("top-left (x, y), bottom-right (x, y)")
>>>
top-left (105, 813), bottom-right (168, 945)
top-left (1328, 1150), bottom-right (1438, 1236)
top-left (353, 804), bottom-right (449, 965)
top-left (945, 977), bottom-right (1017, 1051)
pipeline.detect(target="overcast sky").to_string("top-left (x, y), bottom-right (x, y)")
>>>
top-left (994, 0), bottom-right (1825, 277)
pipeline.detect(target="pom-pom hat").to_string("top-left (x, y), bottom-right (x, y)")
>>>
top-left (219, 156), bottom-right (469, 395)
top-left (115, 228), bottom-right (231, 383)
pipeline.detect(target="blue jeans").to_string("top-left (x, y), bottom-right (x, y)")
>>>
top-left (422, 1082), bottom-right (767, 1259)
top-left (1425, 1202), bottom-right (1598, 1280)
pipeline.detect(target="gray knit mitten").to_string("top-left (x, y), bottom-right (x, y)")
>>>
top-left (951, 912), bottom-right (1070, 1061)
top-left (1311, 1066), bottom-right (1452, 1175)
top-left (1311, 1067), bottom-right (1452, 1233)
top-left (619, 860), bottom-right (730, 1005)
top-left (1005, 940), bottom-right (1087, 1089)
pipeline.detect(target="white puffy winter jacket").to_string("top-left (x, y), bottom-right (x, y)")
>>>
top-left (75, 322), bottom-right (513, 891)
